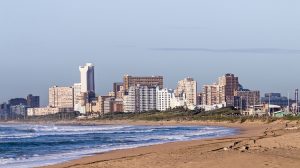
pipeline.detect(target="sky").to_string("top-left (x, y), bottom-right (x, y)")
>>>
top-left (0, 0), bottom-right (300, 105)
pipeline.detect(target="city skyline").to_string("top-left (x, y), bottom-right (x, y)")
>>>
top-left (1, 62), bottom-right (299, 106)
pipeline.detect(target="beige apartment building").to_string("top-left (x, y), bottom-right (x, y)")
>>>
top-left (175, 78), bottom-right (197, 106)
top-left (123, 75), bottom-right (163, 93)
top-left (202, 74), bottom-right (239, 106)
top-left (202, 84), bottom-right (222, 105)
top-left (49, 86), bottom-right (74, 108)
top-left (218, 73), bottom-right (239, 106)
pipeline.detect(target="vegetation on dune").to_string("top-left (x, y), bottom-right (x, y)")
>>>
top-left (9, 107), bottom-right (300, 123)
top-left (98, 107), bottom-right (300, 123)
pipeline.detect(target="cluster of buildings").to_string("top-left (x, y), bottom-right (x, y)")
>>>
top-left (1, 63), bottom-right (299, 119)
top-left (0, 94), bottom-right (40, 119)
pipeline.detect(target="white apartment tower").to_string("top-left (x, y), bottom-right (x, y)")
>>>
top-left (175, 78), bottom-right (197, 106)
top-left (79, 63), bottom-right (95, 93)
top-left (123, 87), bottom-right (137, 113)
top-left (123, 85), bottom-right (157, 113)
top-left (156, 88), bottom-right (173, 111)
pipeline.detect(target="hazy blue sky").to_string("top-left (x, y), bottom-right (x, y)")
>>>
top-left (1, 0), bottom-right (300, 105)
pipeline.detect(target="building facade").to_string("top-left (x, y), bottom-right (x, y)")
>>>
top-left (113, 82), bottom-right (124, 98)
top-left (261, 93), bottom-right (289, 107)
top-left (123, 85), bottom-right (157, 113)
top-left (79, 63), bottom-right (95, 93)
top-left (202, 74), bottom-right (239, 107)
top-left (202, 84), bottom-right (222, 105)
top-left (103, 97), bottom-right (115, 114)
top-left (123, 75), bottom-right (163, 93)
top-left (49, 86), bottom-right (74, 108)
top-left (234, 90), bottom-right (260, 109)
top-left (27, 107), bottom-right (74, 116)
top-left (156, 88), bottom-right (173, 111)
top-left (8, 98), bottom-right (27, 106)
top-left (73, 83), bottom-right (82, 105)
top-left (218, 73), bottom-right (239, 106)
top-left (27, 94), bottom-right (40, 108)
top-left (175, 78), bottom-right (197, 106)
top-left (10, 104), bottom-right (27, 117)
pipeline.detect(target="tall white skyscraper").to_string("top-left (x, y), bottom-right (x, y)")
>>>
top-left (79, 63), bottom-right (95, 93)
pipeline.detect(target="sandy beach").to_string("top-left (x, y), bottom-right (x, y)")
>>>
top-left (38, 120), bottom-right (300, 168)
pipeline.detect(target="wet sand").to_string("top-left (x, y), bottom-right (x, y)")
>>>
top-left (43, 120), bottom-right (300, 168)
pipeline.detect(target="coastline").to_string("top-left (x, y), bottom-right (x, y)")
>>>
top-left (35, 119), bottom-right (300, 168)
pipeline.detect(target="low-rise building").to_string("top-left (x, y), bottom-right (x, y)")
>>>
top-left (261, 93), bottom-right (289, 107)
top-left (27, 107), bottom-right (74, 116)
top-left (242, 104), bottom-right (283, 117)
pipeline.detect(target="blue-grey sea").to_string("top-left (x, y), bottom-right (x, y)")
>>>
top-left (0, 124), bottom-right (236, 168)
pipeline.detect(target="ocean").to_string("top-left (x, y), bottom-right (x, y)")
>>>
top-left (0, 124), bottom-right (236, 168)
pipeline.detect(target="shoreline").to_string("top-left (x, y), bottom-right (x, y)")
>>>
top-left (2, 120), bottom-right (300, 168)
top-left (36, 119), bottom-right (300, 168)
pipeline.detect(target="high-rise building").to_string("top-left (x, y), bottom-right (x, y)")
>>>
top-left (202, 84), bottom-right (222, 105)
top-left (123, 87), bottom-right (137, 113)
top-left (0, 103), bottom-right (9, 119)
top-left (261, 93), bottom-right (289, 107)
top-left (73, 83), bottom-right (82, 105)
top-left (156, 88), bottom-right (173, 111)
top-left (98, 96), bottom-right (114, 115)
top-left (27, 94), bottom-right (40, 108)
top-left (49, 86), bottom-right (74, 108)
top-left (123, 75), bottom-right (163, 93)
top-left (113, 99), bottom-right (124, 112)
top-left (175, 78), bottom-right (197, 106)
top-left (9, 98), bottom-right (27, 106)
top-left (202, 73), bottom-right (239, 106)
top-left (123, 85), bottom-right (157, 113)
top-left (103, 97), bottom-right (115, 114)
top-left (196, 93), bottom-right (202, 105)
top-left (218, 74), bottom-right (239, 106)
top-left (79, 63), bottom-right (95, 93)
top-left (113, 82), bottom-right (124, 98)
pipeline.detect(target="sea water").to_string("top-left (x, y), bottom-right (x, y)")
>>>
top-left (0, 124), bottom-right (236, 168)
